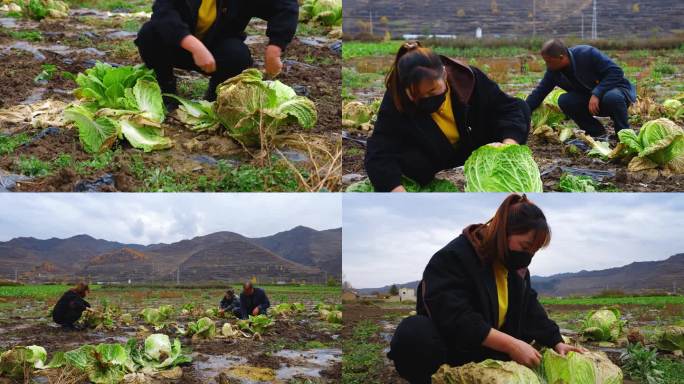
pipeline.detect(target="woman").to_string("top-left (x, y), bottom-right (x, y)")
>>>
top-left (52, 283), bottom-right (91, 330)
top-left (134, 0), bottom-right (298, 107)
top-left (365, 42), bottom-right (531, 192)
top-left (388, 194), bottom-right (584, 383)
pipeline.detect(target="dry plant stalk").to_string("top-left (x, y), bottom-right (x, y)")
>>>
top-left (275, 133), bottom-right (342, 192)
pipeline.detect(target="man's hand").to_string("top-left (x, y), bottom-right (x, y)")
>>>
top-left (554, 342), bottom-right (587, 356)
top-left (588, 94), bottom-right (600, 115)
top-left (181, 35), bottom-right (216, 74)
top-left (252, 307), bottom-right (260, 316)
top-left (391, 185), bottom-right (407, 192)
top-left (264, 45), bottom-right (283, 77)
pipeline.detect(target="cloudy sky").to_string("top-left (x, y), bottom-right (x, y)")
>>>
top-left (0, 194), bottom-right (341, 245)
top-left (343, 193), bottom-right (684, 289)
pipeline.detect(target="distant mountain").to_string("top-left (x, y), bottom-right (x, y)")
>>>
top-left (344, 0), bottom-right (684, 39)
top-left (358, 253), bottom-right (684, 296)
top-left (0, 227), bottom-right (342, 284)
top-left (250, 226), bottom-right (342, 277)
top-left (531, 253), bottom-right (684, 296)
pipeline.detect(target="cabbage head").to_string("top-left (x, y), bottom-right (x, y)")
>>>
top-left (615, 118), bottom-right (684, 173)
top-left (431, 360), bottom-right (541, 384)
top-left (464, 144), bottom-right (543, 192)
top-left (215, 68), bottom-right (317, 147)
top-left (582, 308), bottom-right (622, 342)
top-left (542, 349), bottom-right (622, 384)
top-left (655, 325), bottom-right (684, 352)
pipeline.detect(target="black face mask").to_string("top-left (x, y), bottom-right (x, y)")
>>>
top-left (504, 250), bottom-right (534, 271)
top-left (416, 91), bottom-right (446, 114)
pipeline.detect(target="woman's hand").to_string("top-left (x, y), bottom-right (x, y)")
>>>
top-left (391, 185), bottom-right (407, 192)
top-left (181, 35), bottom-right (216, 74)
top-left (265, 45), bottom-right (283, 77)
top-left (554, 342), bottom-right (587, 356)
top-left (488, 138), bottom-right (518, 147)
top-left (507, 338), bottom-right (542, 368)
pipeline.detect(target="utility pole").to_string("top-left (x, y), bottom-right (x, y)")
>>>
top-left (14, 268), bottom-right (18, 282)
top-left (176, 267), bottom-right (180, 285)
top-left (581, 12), bottom-right (584, 39)
top-left (368, 8), bottom-right (373, 36)
top-left (532, 0), bottom-right (536, 37)
top-left (591, 0), bottom-right (598, 40)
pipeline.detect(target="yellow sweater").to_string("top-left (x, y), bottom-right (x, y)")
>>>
top-left (195, 0), bottom-right (217, 39)
top-left (492, 260), bottom-right (508, 329)
top-left (430, 85), bottom-right (459, 145)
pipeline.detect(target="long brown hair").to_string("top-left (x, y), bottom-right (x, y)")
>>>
top-left (472, 194), bottom-right (551, 264)
top-left (70, 283), bottom-right (89, 297)
top-left (385, 41), bottom-right (445, 113)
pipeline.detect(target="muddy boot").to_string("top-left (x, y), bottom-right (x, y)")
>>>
top-left (159, 77), bottom-right (179, 112)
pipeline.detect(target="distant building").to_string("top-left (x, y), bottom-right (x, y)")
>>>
top-left (399, 288), bottom-right (416, 302)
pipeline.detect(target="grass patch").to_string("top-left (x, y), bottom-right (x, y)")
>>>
top-left (343, 40), bottom-right (529, 60)
top-left (540, 296), bottom-right (684, 306)
top-left (0, 133), bottom-right (31, 155)
top-left (65, 0), bottom-right (151, 12)
top-left (178, 77), bottom-right (209, 99)
top-left (0, 284), bottom-right (101, 299)
top-left (196, 159), bottom-right (303, 192)
top-left (342, 320), bottom-right (385, 384)
top-left (7, 29), bottom-right (43, 41)
top-left (342, 67), bottom-right (384, 91)
top-left (16, 156), bottom-right (51, 177)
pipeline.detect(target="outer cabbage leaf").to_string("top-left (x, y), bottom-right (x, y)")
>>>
top-left (431, 360), bottom-right (541, 384)
top-left (215, 69), bottom-right (317, 147)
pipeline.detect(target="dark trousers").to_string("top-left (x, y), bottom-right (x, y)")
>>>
top-left (388, 315), bottom-right (448, 384)
top-left (135, 21), bottom-right (253, 100)
top-left (53, 309), bottom-right (83, 327)
top-left (557, 88), bottom-right (631, 136)
top-left (389, 315), bottom-right (508, 384)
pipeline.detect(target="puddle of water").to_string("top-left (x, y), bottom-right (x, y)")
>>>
top-left (192, 352), bottom-right (246, 383)
top-left (273, 348), bottom-right (341, 380)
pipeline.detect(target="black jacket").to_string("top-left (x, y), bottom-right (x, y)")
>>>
top-left (220, 296), bottom-right (240, 311)
top-left (52, 291), bottom-right (91, 324)
top-left (365, 56), bottom-right (531, 192)
top-left (526, 45), bottom-right (637, 112)
top-left (416, 234), bottom-right (562, 364)
top-left (239, 287), bottom-right (270, 319)
top-left (149, 0), bottom-right (299, 50)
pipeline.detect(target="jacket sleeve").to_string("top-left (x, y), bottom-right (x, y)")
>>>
top-left (151, 0), bottom-right (192, 46)
top-left (474, 68), bottom-right (530, 144)
top-left (422, 249), bottom-right (492, 349)
top-left (525, 71), bottom-right (555, 112)
top-left (522, 286), bottom-right (563, 347)
top-left (590, 47), bottom-right (625, 98)
top-left (69, 296), bottom-right (89, 312)
top-left (255, 0), bottom-right (299, 51)
top-left (259, 291), bottom-right (271, 312)
top-left (364, 95), bottom-right (405, 192)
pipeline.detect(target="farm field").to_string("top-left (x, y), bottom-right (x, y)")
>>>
top-left (0, 0), bottom-right (342, 192)
top-left (342, 295), bottom-right (684, 384)
top-left (341, 39), bottom-right (684, 192)
top-left (0, 284), bottom-right (342, 383)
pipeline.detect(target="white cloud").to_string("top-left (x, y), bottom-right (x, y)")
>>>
top-left (343, 193), bottom-right (684, 288)
top-left (0, 193), bottom-right (341, 245)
